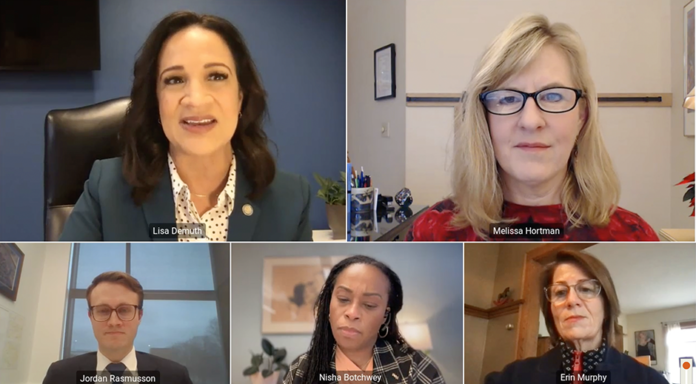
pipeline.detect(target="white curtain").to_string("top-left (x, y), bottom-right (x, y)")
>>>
top-left (664, 322), bottom-right (682, 384)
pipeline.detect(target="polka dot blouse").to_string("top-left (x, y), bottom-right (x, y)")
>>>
top-left (168, 153), bottom-right (236, 242)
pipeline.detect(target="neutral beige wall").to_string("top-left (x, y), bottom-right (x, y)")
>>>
top-left (464, 244), bottom-right (499, 384)
top-left (404, 0), bottom-right (677, 230)
top-left (493, 244), bottom-right (540, 303)
top-left (465, 315), bottom-right (488, 384)
top-left (670, 0), bottom-right (696, 229)
top-left (347, 0), bottom-right (407, 196)
top-left (464, 244), bottom-right (499, 308)
top-left (625, 304), bottom-right (696, 373)
top-left (480, 313), bottom-right (519, 382)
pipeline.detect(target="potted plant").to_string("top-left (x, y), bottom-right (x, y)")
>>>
top-left (243, 338), bottom-right (289, 384)
top-left (313, 172), bottom-right (347, 239)
top-left (675, 173), bottom-right (695, 217)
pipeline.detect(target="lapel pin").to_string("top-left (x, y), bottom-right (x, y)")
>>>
top-left (242, 204), bottom-right (254, 216)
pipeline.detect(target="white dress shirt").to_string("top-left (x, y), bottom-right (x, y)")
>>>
top-left (97, 346), bottom-right (137, 374)
top-left (168, 153), bottom-right (236, 242)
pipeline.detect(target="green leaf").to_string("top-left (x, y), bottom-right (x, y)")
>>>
top-left (262, 369), bottom-right (274, 378)
top-left (261, 338), bottom-right (274, 356)
top-left (251, 353), bottom-right (263, 366)
top-left (313, 172), bottom-right (346, 205)
top-left (273, 348), bottom-right (287, 362)
top-left (243, 366), bottom-right (259, 376)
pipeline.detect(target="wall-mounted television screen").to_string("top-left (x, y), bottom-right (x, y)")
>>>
top-left (0, 0), bottom-right (100, 71)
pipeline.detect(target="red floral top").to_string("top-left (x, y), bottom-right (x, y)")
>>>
top-left (406, 199), bottom-right (659, 241)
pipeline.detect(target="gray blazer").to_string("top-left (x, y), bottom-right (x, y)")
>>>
top-left (59, 157), bottom-right (312, 241)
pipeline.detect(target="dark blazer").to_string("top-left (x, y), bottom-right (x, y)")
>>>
top-left (42, 351), bottom-right (193, 384)
top-left (59, 157), bottom-right (313, 241)
top-left (484, 346), bottom-right (668, 384)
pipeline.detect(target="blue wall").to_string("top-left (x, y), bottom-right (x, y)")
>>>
top-left (0, 0), bottom-right (346, 240)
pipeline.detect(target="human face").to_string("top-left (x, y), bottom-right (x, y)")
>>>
top-left (88, 282), bottom-right (142, 354)
top-left (549, 264), bottom-right (604, 347)
top-left (329, 264), bottom-right (391, 352)
top-left (488, 44), bottom-right (586, 188)
top-left (157, 26), bottom-right (243, 157)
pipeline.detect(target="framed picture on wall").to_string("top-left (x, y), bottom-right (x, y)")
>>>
top-left (634, 329), bottom-right (657, 365)
top-left (0, 243), bottom-right (24, 302)
top-left (261, 256), bottom-right (345, 334)
top-left (374, 43), bottom-right (396, 100)
top-left (684, 0), bottom-right (694, 136)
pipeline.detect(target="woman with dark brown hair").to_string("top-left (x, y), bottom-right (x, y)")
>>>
top-left (60, 11), bottom-right (312, 241)
top-left (485, 250), bottom-right (667, 384)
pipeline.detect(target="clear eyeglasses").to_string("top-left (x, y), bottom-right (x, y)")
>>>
top-left (90, 304), bottom-right (139, 322)
top-left (544, 279), bottom-right (602, 303)
top-left (479, 87), bottom-right (583, 115)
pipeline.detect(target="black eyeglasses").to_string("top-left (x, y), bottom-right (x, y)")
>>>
top-left (479, 87), bottom-right (583, 115)
top-left (90, 304), bottom-right (140, 322)
top-left (544, 279), bottom-right (602, 303)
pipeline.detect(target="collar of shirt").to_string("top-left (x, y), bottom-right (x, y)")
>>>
top-left (167, 152), bottom-right (236, 206)
top-left (97, 346), bottom-right (137, 373)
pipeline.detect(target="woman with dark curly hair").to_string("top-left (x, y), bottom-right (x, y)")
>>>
top-left (284, 255), bottom-right (445, 384)
top-left (60, 11), bottom-right (312, 241)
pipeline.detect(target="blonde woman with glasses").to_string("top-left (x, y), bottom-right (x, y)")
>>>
top-left (407, 14), bottom-right (657, 242)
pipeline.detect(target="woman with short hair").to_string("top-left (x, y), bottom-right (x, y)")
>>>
top-left (485, 250), bottom-right (668, 384)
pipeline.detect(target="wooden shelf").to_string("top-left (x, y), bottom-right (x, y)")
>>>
top-left (465, 299), bottom-right (525, 319)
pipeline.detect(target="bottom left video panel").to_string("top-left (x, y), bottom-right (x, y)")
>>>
top-left (0, 242), bottom-right (231, 384)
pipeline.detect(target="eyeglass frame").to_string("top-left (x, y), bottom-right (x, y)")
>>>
top-left (543, 278), bottom-right (602, 303)
top-left (89, 304), bottom-right (141, 322)
top-left (479, 86), bottom-right (584, 115)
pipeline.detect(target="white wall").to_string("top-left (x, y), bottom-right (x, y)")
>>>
top-left (625, 304), bottom-right (696, 374)
top-left (347, 0), bottom-right (407, 196)
top-left (0, 243), bottom-right (45, 384)
top-left (0, 243), bottom-right (70, 384)
top-left (404, 0), bottom-right (682, 230)
top-left (618, 313), bottom-right (629, 354)
top-left (670, 0), bottom-right (696, 229)
top-left (28, 244), bottom-right (73, 383)
top-left (230, 243), bottom-right (463, 384)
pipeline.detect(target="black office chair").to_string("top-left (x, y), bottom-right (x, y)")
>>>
top-left (44, 97), bottom-right (131, 241)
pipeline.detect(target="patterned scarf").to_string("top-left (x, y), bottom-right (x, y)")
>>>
top-left (560, 338), bottom-right (607, 375)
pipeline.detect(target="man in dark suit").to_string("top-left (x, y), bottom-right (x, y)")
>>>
top-left (42, 271), bottom-right (193, 384)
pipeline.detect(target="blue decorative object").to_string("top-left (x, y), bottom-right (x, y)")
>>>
top-left (395, 188), bottom-right (413, 207)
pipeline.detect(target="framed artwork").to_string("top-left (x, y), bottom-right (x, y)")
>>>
top-left (0, 244), bottom-right (24, 302)
top-left (635, 330), bottom-right (657, 365)
top-left (684, 0), bottom-right (694, 136)
top-left (261, 256), bottom-right (345, 334)
top-left (374, 43), bottom-right (396, 100)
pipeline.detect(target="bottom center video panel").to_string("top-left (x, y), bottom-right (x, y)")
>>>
top-left (230, 243), bottom-right (464, 384)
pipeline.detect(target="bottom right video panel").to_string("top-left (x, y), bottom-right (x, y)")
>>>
top-left (464, 243), bottom-right (696, 384)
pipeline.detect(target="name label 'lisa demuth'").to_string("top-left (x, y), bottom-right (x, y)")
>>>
top-left (149, 223), bottom-right (206, 239)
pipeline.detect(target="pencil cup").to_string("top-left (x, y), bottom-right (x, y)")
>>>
top-left (350, 187), bottom-right (374, 213)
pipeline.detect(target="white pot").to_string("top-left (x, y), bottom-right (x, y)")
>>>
top-left (249, 371), bottom-right (280, 384)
